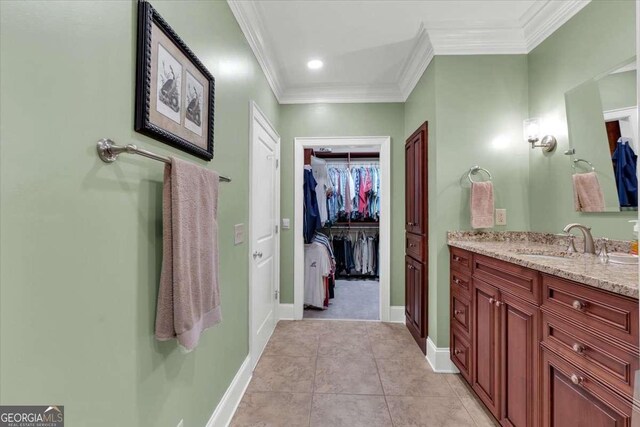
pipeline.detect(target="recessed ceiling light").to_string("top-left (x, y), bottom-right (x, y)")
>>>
top-left (307, 59), bottom-right (323, 70)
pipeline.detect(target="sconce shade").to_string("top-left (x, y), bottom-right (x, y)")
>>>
top-left (524, 118), bottom-right (541, 143)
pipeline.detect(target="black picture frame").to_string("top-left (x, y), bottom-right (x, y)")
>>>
top-left (135, 0), bottom-right (215, 161)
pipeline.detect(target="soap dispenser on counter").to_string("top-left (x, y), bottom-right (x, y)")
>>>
top-left (629, 220), bottom-right (638, 255)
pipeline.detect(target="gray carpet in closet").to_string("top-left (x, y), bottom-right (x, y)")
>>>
top-left (304, 280), bottom-right (380, 320)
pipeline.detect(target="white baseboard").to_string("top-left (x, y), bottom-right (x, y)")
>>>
top-left (389, 306), bottom-right (405, 323)
top-left (426, 337), bottom-right (459, 374)
top-left (206, 355), bottom-right (252, 427)
top-left (278, 303), bottom-right (294, 320)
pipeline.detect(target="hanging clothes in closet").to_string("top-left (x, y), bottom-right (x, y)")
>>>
top-left (331, 231), bottom-right (379, 278)
top-left (303, 165), bottom-right (322, 243)
top-left (304, 231), bottom-right (335, 309)
top-left (326, 164), bottom-right (381, 224)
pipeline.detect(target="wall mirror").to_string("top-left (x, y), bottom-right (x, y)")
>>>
top-left (565, 56), bottom-right (637, 212)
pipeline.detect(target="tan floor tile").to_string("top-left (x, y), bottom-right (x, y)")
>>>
top-left (445, 374), bottom-right (474, 398)
top-left (315, 356), bottom-right (383, 395)
top-left (370, 338), bottom-right (425, 360)
top-left (231, 392), bottom-right (312, 427)
top-left (377, 358), bottom-right (455, 397)
top-left (276, 319), bottom-right (327, 337)
top-left (386, 395), bottom-right (476, 426)
top-left (318, 320), bottom-right (369, 336)
top-left (310, 393), bottom-right (393, 427)
top-left (366, 322), bottom-right (413, 341)
top-left (460, 396), bottom-right (500, 427)
top-left (262, 332), bottom-right (319, 357)
top-left (318, 334), bottom-right (373, 358)
top-left (249, 355), bottom-right (316, 393)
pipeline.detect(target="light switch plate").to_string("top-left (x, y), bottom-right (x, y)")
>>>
top-left (495, 209), bottom-right (507, 226)
top-left (234, 224), bottom-right (245, 245)
top-left (282, 218), bottom-right (291, 229)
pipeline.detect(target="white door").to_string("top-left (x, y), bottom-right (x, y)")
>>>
top-left (249, 101), bottom-right (280, 368)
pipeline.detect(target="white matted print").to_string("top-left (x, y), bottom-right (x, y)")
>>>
top-left (184, 71), bottom-right (204, 136)
top-left (156, 43), bottom-right (182, 124)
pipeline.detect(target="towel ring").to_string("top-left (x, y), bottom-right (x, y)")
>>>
top-left (468, 165), bottom-right (492, 183)
top-left (573, 158), bottom-right (595, 172)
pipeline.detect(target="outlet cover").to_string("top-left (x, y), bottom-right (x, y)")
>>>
top-left (234, 224), bottom-right (245, 245)
top-left (495, 209), bottom-right (507, 226)
top-left (282, 218), bottom-right (291, 229)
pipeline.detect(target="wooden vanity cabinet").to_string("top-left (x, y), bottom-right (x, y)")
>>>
top-left (449, 246), bottom-right (637, 427)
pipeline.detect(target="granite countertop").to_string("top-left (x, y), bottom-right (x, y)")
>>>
top-left (447, 231), bottom-right (639, 299)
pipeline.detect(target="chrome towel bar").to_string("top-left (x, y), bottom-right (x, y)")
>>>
top-left (96, 138), bottom-right (231, 182)
top-left (467, 165), bottom-right (492, 183)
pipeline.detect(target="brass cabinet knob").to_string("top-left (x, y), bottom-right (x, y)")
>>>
top-left (572, 300), bottom-right (586, 311)
top-left (570, 374), bottom-right (585, 385)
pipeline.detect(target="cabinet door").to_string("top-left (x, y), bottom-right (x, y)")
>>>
top-left (405, 122), bottom-right (427, 235)
top-left (472, 278), bottom-right (501, 418)
top-left (405, 140), bottom-right (415, 230)
top-left (542, 349), bottom-right (632, 427)
top-left (405, 257), bottom-right (424, 334)
top-left (405, 256), bottom-right (426, 352)
top-left (500, 293), bottom-right (539, 427)
top-left (405, 257), bottom-right (416, 329)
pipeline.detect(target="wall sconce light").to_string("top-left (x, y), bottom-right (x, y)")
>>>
top-left (523, 118), bottom-right (557, 152)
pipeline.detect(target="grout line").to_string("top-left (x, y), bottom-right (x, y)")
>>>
top-left (366, 326), bottom-right (396, 427)
top-left (309, 332), bottom-right (319, 427)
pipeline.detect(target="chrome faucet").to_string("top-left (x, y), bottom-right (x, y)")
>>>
top-left (563, 223), bottom-right (596, 254)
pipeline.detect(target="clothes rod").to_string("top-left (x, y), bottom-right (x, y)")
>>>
top-left (96, 138), bottom-right (231, 182)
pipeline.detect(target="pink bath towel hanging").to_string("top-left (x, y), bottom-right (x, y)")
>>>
top-left (155, 157), bottom-right (222, 352)
top-left (470, 181), bottom-right (495, 229)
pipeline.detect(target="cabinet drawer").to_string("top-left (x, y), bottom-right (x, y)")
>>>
top-left (406, 232), bottom-right (424, 261)
top-left (541, 348), bottom-right (633, 427)
top-left (473, 254), bottom-right (540, 304)
top-left (451, 290), bottom-right (471, 337)
top-left (542, 313), bottom-right (638, 398)
top-left (450, 247), bottom-right (472, 273)
top-left (451, 327), bottom-right (471, 382)
top-left (541, 274), bottom-right (638, 349)
top-left (451, 269), bottom-right (471, 297)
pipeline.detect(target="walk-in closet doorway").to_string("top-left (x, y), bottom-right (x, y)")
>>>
top-left (294, 136), bottom-right (391, 321)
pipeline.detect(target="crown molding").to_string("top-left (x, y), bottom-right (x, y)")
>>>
top-left (398, 24), bottom-right (435, 100)
top-left (523, 0), bottom-right (591, 52)
top-left (228, 0), bottom-right (591, 104)
top-left (429, 27), bottom-right (527, 55)
top-left (227, 0), bottom-right (283, 101)
top-left (279, 83), bottom-right (404, 104)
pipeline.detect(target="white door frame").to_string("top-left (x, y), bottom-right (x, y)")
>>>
top-left (293, 136), bottom-right (391, 321)
top-left (248, 100), bottom-right (280, 369)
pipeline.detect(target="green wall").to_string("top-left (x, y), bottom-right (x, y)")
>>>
top-left (0, 1), bottom-right (278, 426)
top-left (599, 70), bottom-right (637, 111)
top-left (528, 0), bottom-right (637, 239)
top-left (404, 56), bottom-right (530, 347)
top-left (278, 103), bottom-right (405, 305)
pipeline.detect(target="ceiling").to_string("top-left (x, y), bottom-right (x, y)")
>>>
top-left (228, 0), bottom-right (591, 104)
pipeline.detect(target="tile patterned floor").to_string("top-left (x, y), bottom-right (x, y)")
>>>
top-left (231, 320), bottom-right (499, 427)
